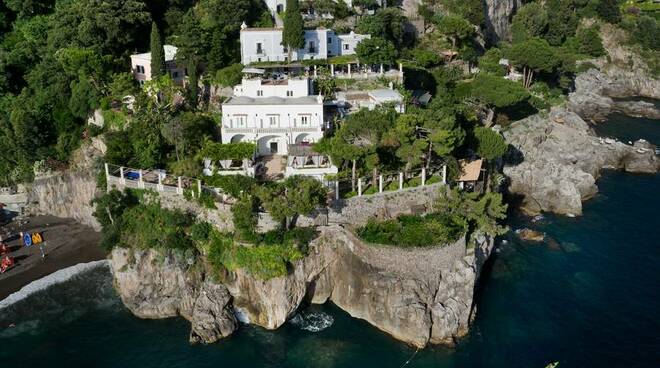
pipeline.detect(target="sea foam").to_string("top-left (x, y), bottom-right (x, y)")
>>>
top-left (0, 260), bottom-right (110, 310)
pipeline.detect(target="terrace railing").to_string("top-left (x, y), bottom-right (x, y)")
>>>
top-left (104, 163), bottom-right (234, 204)
top-left (105, 162), bottom-right (449, 207)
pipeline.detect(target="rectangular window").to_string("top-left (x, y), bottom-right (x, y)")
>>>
top-left (256, 42), bottom-right (263, 54)
top-left (344, 44), bottom-right (349, 51)
top-left (136, 65), bottom-right (145, 74)
top-left (268, 115), bottom-right (278, 127)
top-left (328, 37), bottom-right (332, 44)
top-left (172, 71), bottom-right (179, 78)
top-left (257, 90), bottom-right (263, 96)
top-left (234, 115), bottom-right (246, 128)
top-left (309, 41), bottom-right (316, 53)
top-left (300, 115), bottom-right (310, 126)
top-left (286, 91), bottom-right (293, 97)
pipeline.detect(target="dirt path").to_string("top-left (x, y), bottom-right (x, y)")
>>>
top-left (0, 215), bottom-right (105, 300)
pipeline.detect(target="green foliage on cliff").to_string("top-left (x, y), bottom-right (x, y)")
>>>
top-left (358, 213), bottom-right (467, 247)
top-left (93, 189), bottom-right (195, 252)
top-left (435, 188), bottom-right (508, 237)
top-left (205, 174), bottom-right (257, 198)
top-left (205, 227), bottom-right (316, 280)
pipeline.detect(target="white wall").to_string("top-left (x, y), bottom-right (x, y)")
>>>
top-left (337, 32), bottom-right (370, 55)
top-left (241, 29), bottom-right (330, 64)
top-left (240, 28), bottom-right (368, 64)
top-left (263, 0), bottom-right (354, 14)
top-left (233, 78), bottom-right (311, 98)
top-left (221, 102), bottom-right (324, 155)
top-left (130, 52), bottom-right (185, 85)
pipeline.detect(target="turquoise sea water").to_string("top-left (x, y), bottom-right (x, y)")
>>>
top-left (0, 116), bottom-right (658, 368)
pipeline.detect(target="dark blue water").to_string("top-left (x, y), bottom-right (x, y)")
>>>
top-left (0, 116), bottom-right (658, 368)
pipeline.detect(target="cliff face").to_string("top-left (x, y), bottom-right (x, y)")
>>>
top-left (482, 0), bottom-right (522, 44)
top-left (110, 226), bottom-right (494, 348)
top-left (505, 23), bottom-right (660, 216)
top-left (503, 107), bottom-right (658, 216)
top-left (110, 248), bottom-right (238, 343)
top-left (568, 23), bottom-right (660, 122)
top-left (27, 138), bottom-right (105, 230)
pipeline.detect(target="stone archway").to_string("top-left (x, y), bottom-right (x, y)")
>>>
top-left (230, 134), bottom-right (245, 143)
top-left (294, 133), bottom-right (313, 144)
top-left (257, 135), bottom-right (286, 155)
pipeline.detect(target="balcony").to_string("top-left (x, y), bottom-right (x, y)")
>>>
top-left (222, 127), bottom-right (320, 134)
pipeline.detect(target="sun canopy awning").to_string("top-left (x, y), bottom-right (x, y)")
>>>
top-left (457, 159), bottom-right (483, 182)
top-left (242, 67), bottom-right (265, 74)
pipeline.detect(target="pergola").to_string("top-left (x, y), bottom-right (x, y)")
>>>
top-left (287, 144), bottom-right (331, 169)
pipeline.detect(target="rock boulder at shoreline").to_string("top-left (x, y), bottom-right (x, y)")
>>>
top-left (503, 107), bottom-right (659, 216)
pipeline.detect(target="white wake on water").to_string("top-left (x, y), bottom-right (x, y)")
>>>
top-left (0, 260), bottom-right (110, 310)
top-left (290, 310), bottom-right (334, 332)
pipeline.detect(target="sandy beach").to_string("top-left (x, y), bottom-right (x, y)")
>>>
top-left (0, 215), bottom-right (105, 300)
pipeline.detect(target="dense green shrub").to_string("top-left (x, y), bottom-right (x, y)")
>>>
top-left (231, 195), bottom-right (258, 241)
top-left (204, 174), bottom-right (256, 198)
top-left (576, 25), bottom-right (605, 57)
top-left (473, 127), bottom-right (508, 160)
top-left (633, 16), bottom-right (660, 50)
top-left (191, 221), bottom-right (213, 243)
top-left (206, 227), bottom-right (315, 280)
top-left (358, 213), bottom-right (467, 247)
top-left (93, 190), bottom-right (195, 251)
top-left (214, 63), bottom-right (244, 87)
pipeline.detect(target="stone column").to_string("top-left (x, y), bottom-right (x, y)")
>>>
top-left (157, 172), bottom-right (163, 192)
top-left (335, 180), bottom-right (340, 201)
top-left (177, 176), bottom-right (183, 195)
top-left (421, 168), bottom-right (426, 186)
top-left (314, 65), bottom-right (318, 78)
top-left (442, 165), bottom-right (447, 185)
top-left (379, 175), bottom-right (383, 193)
top-left (119, 167), bottom-right (125, 185)
top-left (358, 178), bottom-right (363, 196)
top-left (348, 63), bottom-right (351, 78)
top-left (197, 179), bottom-right (202, 196)
top-left (138, 169), bottom-right (144, 189)
top-left (104, 163), bottom-right (109, 182)
top-left (399, 172), bottom-right (404, 190)
top-left (330, 64), bottom-right (335, 76)
top-left (380, 64), bottom-right (384, 75)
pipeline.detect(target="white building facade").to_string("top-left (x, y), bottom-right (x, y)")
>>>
top-left (265, 0), bottom-right (383, 13)
top-left (240, 25), bottom-right (370, 64)
top-left (221, 77), bottom-right (325, 156)
top-left (130, 45), bottom-right (186, 85)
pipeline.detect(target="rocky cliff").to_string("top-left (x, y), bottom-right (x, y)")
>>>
top-left (111, 247), bottom-right (238, 343)
top-left (503, 107), bottom-right (658, 216)
top-left (568, 23), bottom-right (660, 122)
top-left (110, 226), bottom-right (494, 348)
top-left (483, 0), bottom-right (522, 44)
top-left (504, 21), bottom-right (660, 216)
top-left (27, 138), bottom-right (106, 230)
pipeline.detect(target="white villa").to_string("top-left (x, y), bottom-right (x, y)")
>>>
top-left (264, 0), bottom-right (386, 14)
top-left (240, 24), bottom-right (370, 64)
top-left (220, 74), bottom-right (338, 179)
top-left (130, 45), bottom-right (186, 85)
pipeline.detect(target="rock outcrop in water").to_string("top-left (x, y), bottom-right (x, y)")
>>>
top-left (111, 248), bottom-right (238, 343)
top-left (503, 107), bottom-right (659, 216)
top-left (504, 22), bottom-right (660, 216)
top-left (110, 226), bottom-right (494, 348)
